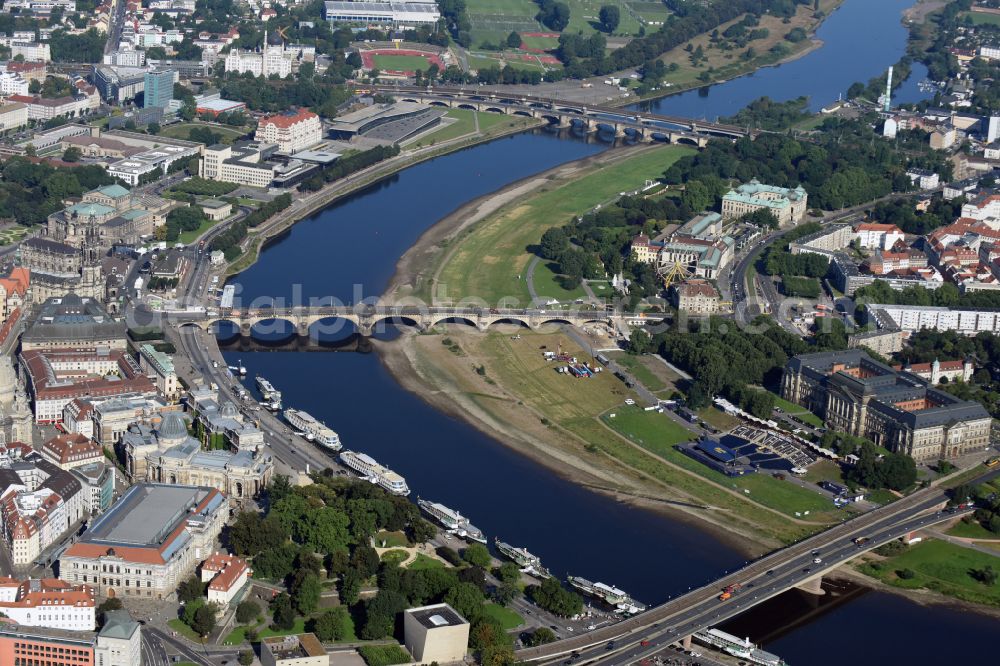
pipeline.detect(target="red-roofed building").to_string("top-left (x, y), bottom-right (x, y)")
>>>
top-left (254, 107), bottom-right (321, 154)
top-left (200, 552), bottom-right (252, 606)
top-left (893, 358), bottom-right (974, 384)
top-left (0, 487), bottom-right (64, 566)
top-left (19, 348), bottom-right (157, 424)
top-left (5, 61), bottom-right (47, 81)
top-left (40, 433), bottom-right (103, 471)
top-left (0, 267), bottom-right (28, 324)
top-left (61, 398), bottom-right (95, 439)
top-left (0, 578), bottom-right (95, 631)
top-left (61, 484), bottom-right (228, 599)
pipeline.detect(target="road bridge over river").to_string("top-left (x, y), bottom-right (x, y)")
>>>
top-left (514, 478), bottom-right (988, 665)
top-left (174, 305), bottom-right (642, 338)
top-left (368, 85), bottom-right (756, 144)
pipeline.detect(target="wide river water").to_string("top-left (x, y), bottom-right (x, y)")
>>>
top-left (223, 2), bottom-right (1000, 662)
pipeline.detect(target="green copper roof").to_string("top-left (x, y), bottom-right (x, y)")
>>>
top-left (96, 183), bottom-right (130, 198)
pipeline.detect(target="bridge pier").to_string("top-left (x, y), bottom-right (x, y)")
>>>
top-left (796, 575), bottom-right (825, 596)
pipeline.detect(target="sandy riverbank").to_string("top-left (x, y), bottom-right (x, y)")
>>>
top-left (374, 330), bottom-right (770, 559)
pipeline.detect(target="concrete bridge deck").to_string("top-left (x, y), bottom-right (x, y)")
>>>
top-left (514, 479), bottom-right (986, 664)
top-left (369, 85), bottom-right (755, 143)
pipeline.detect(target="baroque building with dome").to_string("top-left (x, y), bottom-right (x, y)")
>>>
top-left (121, 412), bottom-right (273, 503)
top-left (18, 184), bottom-right (174, 305)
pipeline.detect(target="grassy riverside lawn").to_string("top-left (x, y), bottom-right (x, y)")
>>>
top-left (397, 329), bottom-right (834, 546)
top-left (857, 539), bottom-right (1000, 608)
top-left (431, 144), bottom-right (695, 306)
top-left (601, 407), bottom-right (844, 518)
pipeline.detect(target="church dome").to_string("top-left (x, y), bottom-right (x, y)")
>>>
top-left (220, 402), bottom-right (238, 418)
top-left (158, 412), bottom-right (188, 442)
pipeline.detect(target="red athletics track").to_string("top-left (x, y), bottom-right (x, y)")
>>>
top-left (359, 49), bottom-right (445, 76)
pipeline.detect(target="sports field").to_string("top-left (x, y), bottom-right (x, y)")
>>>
top-left (520, 33), bottom-right (560, 51)
top-left (360, 48), bottom-right (444, 74)
top-left (966, 10), bottom-right (1000, 26)
top-left (371, 54), bottom-right (435, 72)
top-left (465, 0), bottom-right (657, 46)
top-left (466, 0), bottom-right (543, 46)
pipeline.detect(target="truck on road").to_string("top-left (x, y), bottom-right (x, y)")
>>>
top-left (718, 583), bottom-right (741, 600)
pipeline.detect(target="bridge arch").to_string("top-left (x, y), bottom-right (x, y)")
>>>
top-left (513, 110), bottom-right (534, 118)
top-left (486, 318), bottom-right (531, 330)
top-left (483, 106), bottom-right (507, 114)
top-left (457, 103), bottom-right (477, 111)
top-left (535, 317), bottom-right (576, 328)
top-left (246, 318), bottom-right (300, 342)
top-left (306, 316), bottom-right (360, 341)
top-left (430, 316), bottom-right (481, 330)
top-left (401, 97), bottom-right (419, 103)
top-left (368, 315), bottom-right (422, 334)
top-left (429, 100), bottom-right (449, 107)
top-left (540, 114), bottom-right (562, 125)
top-left (676, 136), bottom-right (700, 146)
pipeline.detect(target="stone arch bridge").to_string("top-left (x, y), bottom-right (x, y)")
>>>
top-left (183, 306), bottom-right (620, 338)
top-left (370, 85), bottom-right (757, 144)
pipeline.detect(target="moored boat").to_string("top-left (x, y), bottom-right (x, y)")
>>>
top-left (340, 450), bottom-right (410, 496)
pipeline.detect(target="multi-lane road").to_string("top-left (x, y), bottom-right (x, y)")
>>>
top-left (515, 472), bottom-right (992, 665)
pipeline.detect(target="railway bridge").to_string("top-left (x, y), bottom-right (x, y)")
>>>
top-left (370, 85), bottom-right (756, 144)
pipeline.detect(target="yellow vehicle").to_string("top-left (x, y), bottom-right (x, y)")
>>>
top-left (985, 457), bottom-right (1000, 468)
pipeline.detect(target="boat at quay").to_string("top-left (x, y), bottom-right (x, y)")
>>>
top-left (495, 537), bottom-right (551, 579)
top-left (340, 450), bottom-right (410, 496)
top-left (284, 408), bottom-right (342, 450)
top-left (417, 498), bottom-right (486, 544)
top-left (567, 575), bottom-right (646, 615)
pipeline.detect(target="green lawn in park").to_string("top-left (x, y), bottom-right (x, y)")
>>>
top-left (408, 553), bottom-right (447, 570)
top-left (160, 122), bottom-right (248, 144)
top-left (483, 602), bottom-right (524, 630)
